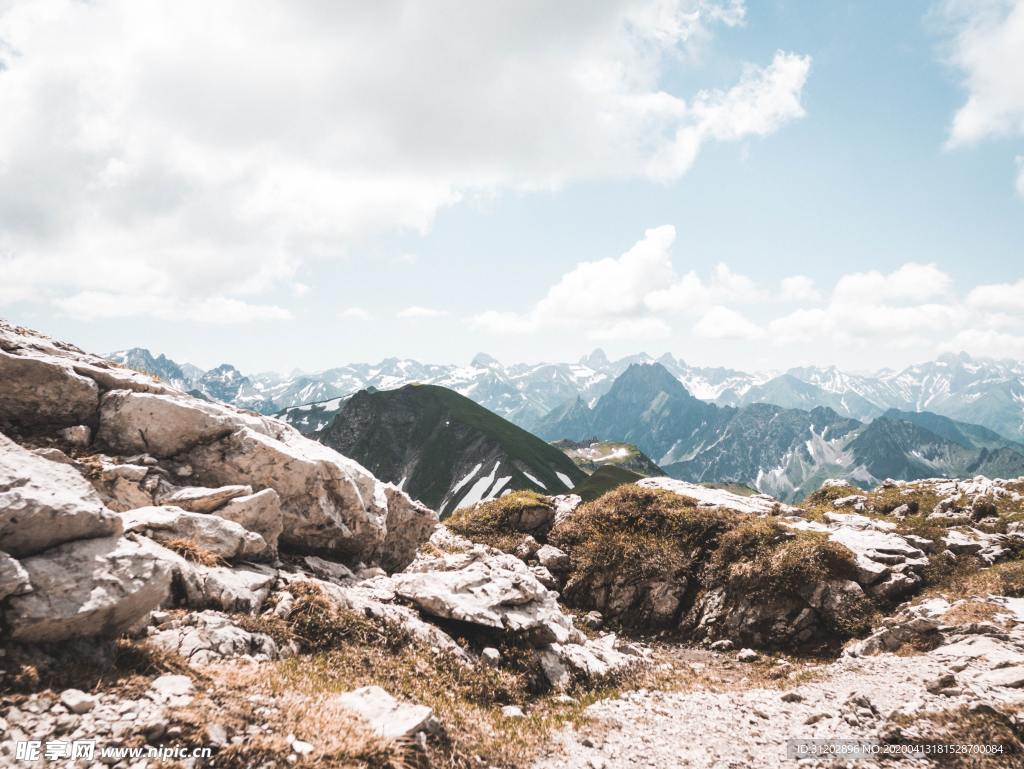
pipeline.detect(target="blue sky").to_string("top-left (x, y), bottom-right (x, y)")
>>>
top-left (1, 1), bottom-right (1022, 373)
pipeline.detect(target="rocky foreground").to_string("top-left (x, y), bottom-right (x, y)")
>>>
top-left (2, 320), bottom-right (1024, 768)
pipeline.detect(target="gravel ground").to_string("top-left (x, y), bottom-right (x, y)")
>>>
top-left (533, 634), bottom-right (1024, 769)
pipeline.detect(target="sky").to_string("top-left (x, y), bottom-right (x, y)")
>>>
top-left (1, 0), bottom-right (1022, 374)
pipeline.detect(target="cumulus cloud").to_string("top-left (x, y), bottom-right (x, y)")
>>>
top-left (0, 0), bottom-right (810, 321)
top-left (693, 306), bottom-right (763, 340)
top-left (398, 306), bottom-right (449, 319)
top-left (780, 275), bottom-right (820, 302)
top-left (471, 224), bottom-right (760, 338)
top-left (942, 0), bottom-right (1024, 194)
top-left (967, 278), bottom-right (1024, 311)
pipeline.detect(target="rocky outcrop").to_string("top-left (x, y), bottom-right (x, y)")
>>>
top-left (0, 433), bottom-right (120, 556)
top-left (391, 532), bottom-right (576, 645)
top-left (0, 349), bottom-right (99, 429)
top-left (121, 506), bottom-right (268, 560)
top-left (149, 610), bottom-right (295, 665)
top-left (3, 536), bottom-right (170, 642)
top-left (0, 321), bottom-right (437, 570)
top-left (636, 477), bottom-right (798, 515)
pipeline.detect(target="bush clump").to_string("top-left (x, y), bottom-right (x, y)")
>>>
top-left (550, 485), bottom-right (731, 585)
top-left (286, 581), bottom-right (411, 653)
top-left (446, 490), bottom-right (556, 552)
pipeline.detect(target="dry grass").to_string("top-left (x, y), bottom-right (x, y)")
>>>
top-left (920, 558), bottom-right (1024, 600)
top-left (550, 485), bottom-right (727, 587)
top-left (446, 491), bottom-right (555, 553)
top-left (1, 637), bottom-right (194, 696)
top-left (941, 600), bottom-right (1007, 628)
top-left (170, 630), bottom-right (632, 769)
top-left (164, 537), bottom-right (223, 567)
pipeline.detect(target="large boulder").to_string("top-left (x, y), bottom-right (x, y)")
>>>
top-left (0, 432), bottom-right (121, 556)
top-left (98, 389), bottom-right (435, 566)
top-left (97, 390), bottom-right (252, 457)
top-left (3, 535), bottom-right (171, 641)
top-left (391, 529), bottom-right (577, 645)
top-left (0, 349), bottom-right (99, 429)
top-left (120, 506), bottom-right (268, 560)
top-left (215, 489), bottom-right (284, 553)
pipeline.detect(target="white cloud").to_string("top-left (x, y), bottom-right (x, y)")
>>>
top-left (53, 292), bottom-right (291, 324)
top-left (471, 224), bottom-right (760, 335)
top-left (832, 263), bottom-right (952, 304)
top-left (651, 50), bottom-right (811, 178)
top-left (398, 306), bottom-right (449, 319)
top-left (693, 305), bottom-right (763, 339)
top-left (340, 307), bottom-right (371, 320)
top-left (0, 1), bottom-right (810, 320)
top-left (942, 0), bottom-right (1024, 194)
top-left (780, 275), bottom-right (820, 302)
top-left (967, 278), bottom-right (1024, 311)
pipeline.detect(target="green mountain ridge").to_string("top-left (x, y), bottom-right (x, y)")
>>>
top-left (318, 384), bottom-right (586, 515)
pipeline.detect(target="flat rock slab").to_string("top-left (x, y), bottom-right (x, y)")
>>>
top-left (335, 686), bottom-right (434, 740)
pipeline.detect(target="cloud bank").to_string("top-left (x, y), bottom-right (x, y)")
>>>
top-left (0, 0), bottom-right (809, 322)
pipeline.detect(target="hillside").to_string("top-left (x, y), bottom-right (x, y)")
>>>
top-left (552, 438), bottom-right (664, 476)
top-left (319, 384), bottom-right (586, 514)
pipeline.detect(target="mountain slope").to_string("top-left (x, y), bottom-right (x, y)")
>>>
top-left (540, 363), bottom-right (1024, 501)
top-left (319, 384), bottom-right (586, 515)
top-left (552, 439), bottom-right (664, 476)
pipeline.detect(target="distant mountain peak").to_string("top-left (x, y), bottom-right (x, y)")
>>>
top-left (471, 352), bottom-right (500, 368)
top-left (580, 348), bottom-right (609, 368)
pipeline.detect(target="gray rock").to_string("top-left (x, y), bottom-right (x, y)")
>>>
top-left (0, 349), bottom-right (99, 429)
top-left (501, 705), bottom-right (525, 718)
top-left (0, 433), bottom-right (121, 557)
top-left (215, 489), bottom-right (284, 552)
top-left (121, 505), bottom-right (268, 560)
top-left (150, 611), bottom-right (289, 666)
top-left (536, 544), bottom-right (571, 572)
top-left (160, 484), bottom-right (253, 514)
top-left (59, 690), bottom-right (96, 715)
top-left (3, 535), bottom-right (171, 641)
top-left (481, 647), bottom-right (501, 667)
top-left (335, 686), bottom-right (435, 739)
top-left (737, 648), bottom-right (759, 662)
top-left (0, 550), bottom-right (31, 601)
top-left (391, 540), bottom-right (576, 645)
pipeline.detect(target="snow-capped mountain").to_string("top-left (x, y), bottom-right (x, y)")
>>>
top-left (107, 347), bottom-right (1024, 442)
top-left (538, 362), bottom-right (1024, 501)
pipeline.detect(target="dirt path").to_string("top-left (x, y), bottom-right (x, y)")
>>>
top-left (532, 638), bottom-right (1024, 769)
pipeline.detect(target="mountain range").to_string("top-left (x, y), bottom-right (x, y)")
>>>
top-left (108, 347), bottom-right (1024, 443)
top-left (109, 347), bottom-right (1024, 503)
top-left (539, 363), bottom-right (1024, 501)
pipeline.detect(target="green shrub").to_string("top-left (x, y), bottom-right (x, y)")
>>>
top-left (447, 490), bottom-right (555, 552)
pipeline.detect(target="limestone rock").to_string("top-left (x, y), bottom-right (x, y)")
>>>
top-left (3, 535), bottom-right (170, 641)
top-left (150, 610), bottom-right (292, 666)
top-left (536, 544), bottom-right (571, 572)
top-left (160, 484), bottom-right (253, 514)
top-left (335, 686), bottom-right (436, 740)
top-left (0, 550), bottom-right (30, 601)
top-left (121, 506), bottom-right (268, 560)
top-left (97, 390), bottom-right (247, 457)
top-left (215, 489), bottom-right (284, 552)
top-left (636, 477), bottom-right (799, 515)
top-left (0, 433), bottom-right (121, 557)
top-left (391, 537), bottom-right (576, 645)
top-left (0, 349), bottom-right (99, 429)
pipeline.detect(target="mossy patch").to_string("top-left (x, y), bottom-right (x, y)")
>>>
top-left (447, 490), bottom-right (555, 552)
